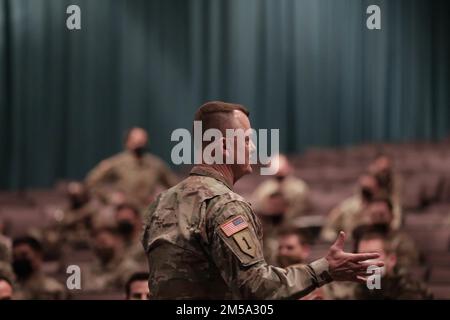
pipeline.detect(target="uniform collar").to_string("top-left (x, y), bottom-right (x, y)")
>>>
top-left (189, 166), bottom-right (233, 190)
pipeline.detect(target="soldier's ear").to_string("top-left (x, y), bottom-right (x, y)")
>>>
top-left (387, 253), bottom-right (397, 269)
top-left (303, 244), bottom-right (311, 257)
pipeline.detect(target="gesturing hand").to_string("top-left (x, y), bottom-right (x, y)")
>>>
top-left (326, 231), bottom-right (384, 283)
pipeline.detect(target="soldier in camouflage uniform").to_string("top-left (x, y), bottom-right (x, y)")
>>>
top-left (321, 172), bottom-right (402, 242)
top-left (142, 101), bottom-right (383, 299)
top-left (56, 182), bottom-right (98, 247)
top-left (115, 204), bottom-right (147, 265)
top-left (251, 153), bottom-right (310, 219)
top-left (368, 154), bottom-right (403, 230)
top-left (85, 127), bottom-right (178, 210)
top-left (83, 227), bottom-right (141, 291)
top-left (324, 222), bottom-right (426, 300)
top-left (354, 198), bottom-right (418, 269)
top-left (11, 237), bottom-right (67, 300)
top-left (36, 182), bottom-right (98, 254)
top-left (351, 228), bottom-right (431, 299)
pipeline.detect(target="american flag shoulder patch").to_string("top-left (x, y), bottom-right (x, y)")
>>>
top-left (220, 215), bottom-right (249, 237)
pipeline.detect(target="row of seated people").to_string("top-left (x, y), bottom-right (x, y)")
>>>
top-left (0, 127), bottom-right (177, 299)
top-left (1, 130), bottom-right (449, 299)
top-left (0, 203), bottom-right (436, 300)
top-left (0, 203), bottom-right (150, 299)
top-left (0, 247), bottom-right (150, 301)
top-left (248, 152), bottom-right (449, 299)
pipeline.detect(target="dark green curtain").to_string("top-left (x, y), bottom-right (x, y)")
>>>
top-left (1, 0), bottom-right (449, 189)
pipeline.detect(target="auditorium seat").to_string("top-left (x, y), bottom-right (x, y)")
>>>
top-left (429, 267), bottom-right (450, 284)
top-left (404, 211), bottom-right (446, 229)
top-left (26, 190), bottom-right (67, 207)
top-left (428, 285), bottom-right (450, 299)
top-left (0, 191), bottom-right (29, 206)
top-left (415, 228), bottom-right (450, 252)
top-left (0, 206), bottom-right (45, 236)
top-left (425, 254), bottom-right (450, 267)
top-left (408, 266), bottom-right (429, 282)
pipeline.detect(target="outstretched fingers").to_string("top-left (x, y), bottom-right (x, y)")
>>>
top-left (349, 252), bottom-right (380, 263)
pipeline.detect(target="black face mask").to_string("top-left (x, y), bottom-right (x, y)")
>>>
top-left (133, 146), bottom-right (146, 158)
top-left (13, 258), bottom-right (33, 279)
top-left (70, 196), bottom-right (86, 210)
top-left (377, 171), bottom-right (392, 190)
top-left (361, 187), bottom-right (374, 202)
top-left (117, 220), bottom-right (134, 237)
top-left (270, 214), bottom-right (284, 226)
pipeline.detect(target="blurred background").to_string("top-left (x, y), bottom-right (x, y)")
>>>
top-left (0, 0), bottom-right (449, 300)
top-left (1, 0), bottom-right (449, 189)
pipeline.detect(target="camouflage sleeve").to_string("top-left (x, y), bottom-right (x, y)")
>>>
top-left (205, 200), bottom-right (332, 300)
top-left (141, 195), bottom-right (160, 252)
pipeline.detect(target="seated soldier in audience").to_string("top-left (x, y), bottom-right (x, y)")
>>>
top-left (277, 227), bottom-right (311, 268)
top-left (252, 154), bottom-right (311, 264)
top-left (321, 173), bottom-right (381, 242)
top-left (351, 226), bottom-right (432, 299)
top-left (125, 272), bottom-right (150, 300)
top-left (85, 127), bottom-right (178, 210)
top-left (12, 236), bottom-right (67, 300)
top-left (83, 227), bottom-right (140, 291)
top-left (368, 154), bottom-right (403, 229)
top-left (115, 204), bottom-right (146, 265)
top-left (323, 217), bottom-right (419, 300)
top-left (29, 181), bottom-right (100, 266)
top-left (57, 181), bottom-right (98, 246)
top-left (357, 198), bottom-right (418, 269)
top-left (45, 182), bottom-right (98, 248)
top-left (252, 153), bottom-right (311, 220)
top-left (0, 274), bottom-right (14, 300)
